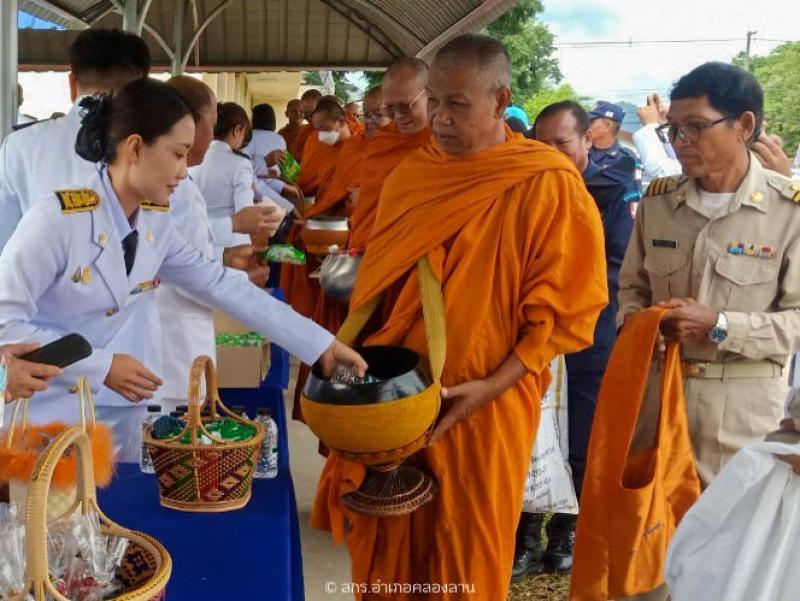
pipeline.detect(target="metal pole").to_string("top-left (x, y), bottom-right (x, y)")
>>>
top-left (0, 0), bottom-right (19, 142)
top-left (122, 0), bottom-right (139, 33)
top-left (171, 0), bottom-right (186, 76)
top-left (745, 30), bottom-right (757, 72)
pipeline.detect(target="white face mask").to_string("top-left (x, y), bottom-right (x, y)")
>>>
top-left (318, 129), bottom-right (340, 146)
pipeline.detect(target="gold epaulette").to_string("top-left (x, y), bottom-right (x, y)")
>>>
top-left (141, 199), bottom-right (170, 212)
top-left (54, 188), bottom-right (100, 214)
top-left (644, 175), bottom-right (687, 197)
top-left (767, 175), bottom-right (800, 204)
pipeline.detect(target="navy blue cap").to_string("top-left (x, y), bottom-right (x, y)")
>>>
top-left (588, 100), bottom-right (624, 123)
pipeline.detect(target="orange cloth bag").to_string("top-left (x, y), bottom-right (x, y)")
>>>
top-left (571, 307), bottom-right (701, 600)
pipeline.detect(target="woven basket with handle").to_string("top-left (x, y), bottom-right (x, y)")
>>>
top-left (7, 426), bottom-right (171, 601)
top-left (2, 377), bottom-right (113, 522)
top-left (143, 356), bottom-right (265, 513)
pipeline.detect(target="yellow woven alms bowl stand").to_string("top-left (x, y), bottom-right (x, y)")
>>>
top-left (8, 427), bottom-right (171, 601)
top-left (143, 356), bottom-right (265, 513)
top-left (301, 256), bottom-right (446, 517)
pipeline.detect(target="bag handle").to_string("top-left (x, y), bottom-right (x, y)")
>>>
top-left (21, 427), bottom-right (102, 600)
top-left (3, 377), bottom-right (96, 451)
top-left (335, 255), bottom-right (447, 385)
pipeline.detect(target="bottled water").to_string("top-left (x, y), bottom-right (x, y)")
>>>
top-left (140, 405), bottom-right (162, 474)
top-left (254, 408), bottom-right (278, 479)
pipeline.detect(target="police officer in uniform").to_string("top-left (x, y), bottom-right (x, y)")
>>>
top-left (512, 100), bottom-right (637, 580)
top-left (0, 79), bottom-right (366, 460)
top-left (618, 62), bottom-right (800, 601)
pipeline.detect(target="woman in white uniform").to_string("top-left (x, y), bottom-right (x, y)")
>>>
top-left (191, 102), bottom-right (256, 250)
top-left (0, 78), bottom-right (366, 460)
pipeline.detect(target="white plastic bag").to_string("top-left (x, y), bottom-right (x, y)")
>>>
top-left (666, 441), bottom-right (800, 601)
top-left (521, 355), bottom-right (578, 514)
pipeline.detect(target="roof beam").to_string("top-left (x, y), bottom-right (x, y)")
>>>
top-left (25, 0), bottom-right (90, 28)
top-left (181, 0), bottom-right (234, 70)
top-left (318, 0), bottom-right (401, 59)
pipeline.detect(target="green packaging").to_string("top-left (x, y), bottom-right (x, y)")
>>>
top-left (260, 244), bottom-right (306, 265)
top-left (280, 150), bottom-right (301, 183)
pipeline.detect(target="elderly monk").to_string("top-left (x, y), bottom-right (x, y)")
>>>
top-left (279, 89), bottom-right (321, 162)
top-left (310, 34), bottom-right (608, 600)
top-left (345, 100), bottom-right (365, 136)
top-left (278, 99), bottom-right (304, 153)
top-left (348, 58), bottom-right (432, 250)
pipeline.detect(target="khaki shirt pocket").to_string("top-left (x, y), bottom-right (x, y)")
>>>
top-left (643, 250), bottom-right (690, 303)
top-left (712, 254), bottom-right (780, 311)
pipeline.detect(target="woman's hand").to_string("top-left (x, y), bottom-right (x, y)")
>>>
top-left (317, 340), bottom-right (368, 378)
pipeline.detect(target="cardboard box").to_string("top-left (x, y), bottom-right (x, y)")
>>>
top-left (213, 310), bottom-right (270, 388)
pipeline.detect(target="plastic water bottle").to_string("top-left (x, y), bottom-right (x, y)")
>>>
top-left (140, 405), bottom-right (162, 474)
top-left (254, 408), bottom-right (278, 479)
top-left (231, 405), bottom-right (249, 420)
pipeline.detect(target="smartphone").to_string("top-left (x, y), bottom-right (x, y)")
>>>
top-left (19, 334), bottom-right (93, 368)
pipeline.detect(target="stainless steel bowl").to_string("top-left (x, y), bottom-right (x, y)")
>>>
top-left (304, 216), bottom-right (349, 231)
top-left (320, 252), bottom-right (362, 301)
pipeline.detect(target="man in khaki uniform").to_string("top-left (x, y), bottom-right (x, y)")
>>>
top-left (619, 61), bottom-right (800, 487)
top-left (617, 60), bottom-right (800, 601)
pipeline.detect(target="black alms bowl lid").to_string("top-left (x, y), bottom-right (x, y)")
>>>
top-left (304, 345), bottom-right (433, 405)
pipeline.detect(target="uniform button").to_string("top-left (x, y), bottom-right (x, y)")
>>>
top-left (106, 308), bottom-right (117, 317)
top-left (68, 385), bottom-right (78, 394)
top-left (751, 192), bottom-right (764, 203)
top-left (791, 182), bottom-right (800, 192)
top-left (98, 234), bottom-right (108, 247)
top-left (145, 231), bottom-right (154, 243)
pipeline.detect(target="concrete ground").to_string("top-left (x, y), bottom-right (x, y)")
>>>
top-left (285, 360), bottom-right (354, 601)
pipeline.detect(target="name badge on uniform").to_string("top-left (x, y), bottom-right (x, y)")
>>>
top-left (130, 278), bottom-right (161, 295)
top-left (652, 239), bottom-right (678, 249)
top-left (727, 242), bottom-right (775, 259)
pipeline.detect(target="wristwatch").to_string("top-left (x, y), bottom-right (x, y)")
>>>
top-left (708, 311), bottom-right (728, 344)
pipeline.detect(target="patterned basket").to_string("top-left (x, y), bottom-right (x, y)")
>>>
top-left (143, 356), bottom-right (265, 513)
top-left (10, 427), bottom-right (171, 601)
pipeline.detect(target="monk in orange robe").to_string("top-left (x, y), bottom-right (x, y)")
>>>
top-left (311, 34), bottom-right (609, 600)
top-left (278, 99), bottom-right (304, 153)
top-left (349, 59), bottom-right (432, 250)
top-left (345, 101), bottom-right (365, 137)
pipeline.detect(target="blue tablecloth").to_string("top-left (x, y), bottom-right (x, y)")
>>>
top-left (97, 376), bottom-right (303, 600)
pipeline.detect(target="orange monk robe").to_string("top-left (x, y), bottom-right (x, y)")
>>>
top-left (278, 122), bottom-right (301, 153)
top-left (348, 122), bottom-right (431, 250)
top-left (346, 115), bottom-right (365, 137)
top-left (311, 132), bottom-right (609, 600)
top-left (280, 122), bottom-right (315, 162)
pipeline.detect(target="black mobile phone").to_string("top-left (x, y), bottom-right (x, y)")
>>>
top-left (19, 334), bottom-right (93, 368)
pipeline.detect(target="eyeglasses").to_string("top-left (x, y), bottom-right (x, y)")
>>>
top-left (656, 116), bottom-right (734, 144)
top-left (380, 88), bottom-right (426, 119)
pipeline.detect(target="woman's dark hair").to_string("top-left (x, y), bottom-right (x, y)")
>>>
top-left (671, 62), bottom-right (764, 143)
top-left (214, 102), bottom-right (250, 140)
top-left (75, 78), bottom-right (192, 163)
top-left (251, 103), bottom-right (276, 131)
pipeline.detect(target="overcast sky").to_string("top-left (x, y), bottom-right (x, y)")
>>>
top-left (540, 0), bottom-right (799, 107)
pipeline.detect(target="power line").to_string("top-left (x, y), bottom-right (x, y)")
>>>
top-left (554, 36), bottom-right (797, 49)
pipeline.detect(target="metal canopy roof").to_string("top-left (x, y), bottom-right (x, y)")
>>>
top-left (18, 0), bottom-right (516, 70)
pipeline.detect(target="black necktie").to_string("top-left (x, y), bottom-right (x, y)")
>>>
top-left (122, 230), bottom-right (138, 276)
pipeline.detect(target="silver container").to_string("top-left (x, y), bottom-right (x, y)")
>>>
top-left (320, 252), bottom-right (362, 301)
top-left (304, 215), bottom-right (350, 231)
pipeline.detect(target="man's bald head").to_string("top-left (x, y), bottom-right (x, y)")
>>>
top-left (382, 57), bottom-right (429, 135)
top-left (427, 34), bottom-right (512, 156)
top-left (363, 86), bottom-right (391, 139)
top-left (432, 33), bottom-right (511, 91)
top-left (300, 88), bottom-right (322, 120)
top-left (344, 101), bottom-right (360, 118)
top-left (286, 99), bottom-right (303, 125)
top-left (167, 75), bottom-right (217, 166)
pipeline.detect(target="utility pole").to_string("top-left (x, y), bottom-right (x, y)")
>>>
top-left (745, 30), bottom-right (757, 72)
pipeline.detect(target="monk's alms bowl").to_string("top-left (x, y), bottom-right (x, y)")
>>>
top-left (300, 346), bottom-right (439, 456)
top-left (301, 216), bottom-right (350, 255)
top-left (320, 251), bottom-right (362, 302)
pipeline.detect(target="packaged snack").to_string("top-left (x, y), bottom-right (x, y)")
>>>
top-left (279, 150), bottom-right (301, 183)
top-left (260, 244), bottom-right (306, 265)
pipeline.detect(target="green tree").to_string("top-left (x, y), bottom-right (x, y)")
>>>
top-left (523, 83), bottom-right (584, 123)
top-left (484, 0), bottom-right (561, 105)
top-left (302, 71), bottom-right (360, 103)
top-left (733, 42), bottom-right (800, 155)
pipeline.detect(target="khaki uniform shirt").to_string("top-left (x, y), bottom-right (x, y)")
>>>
top-left (618, 154), bottom-right (800, 366)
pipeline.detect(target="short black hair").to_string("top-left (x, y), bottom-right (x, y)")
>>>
top-left (252, 103), bottom-right (276, 131)
top-left (533, 100), bottom-right (589, 136)
top-left (215, 102), bottom-right (250, 139)
top-left (75, 78), bottom-right (191, 163)
top-left (69, 29), bottom-right (151, 89)
top-left (671, 62), bottom-right (763, 143)
top-left (301, 89), bottom-right (323, 101)
top-left (313, 97), bottom-right (344, 121)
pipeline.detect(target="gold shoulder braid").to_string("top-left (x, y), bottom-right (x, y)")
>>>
top-left (644, 175), bottom-right (688, 198)
top-left (767, 176), bottom-right (800, 203)
top-left (55, 189), bottom-right (100, 214)
top-left (141, 199), bottom-right (170, 212)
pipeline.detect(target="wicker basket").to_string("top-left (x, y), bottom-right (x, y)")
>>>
top-left (8, 427), bottom-right (171, 601)
top-left (143, 356), bottom-right (265, 513)
top-left (1, 378), bottom-right (113, 522)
